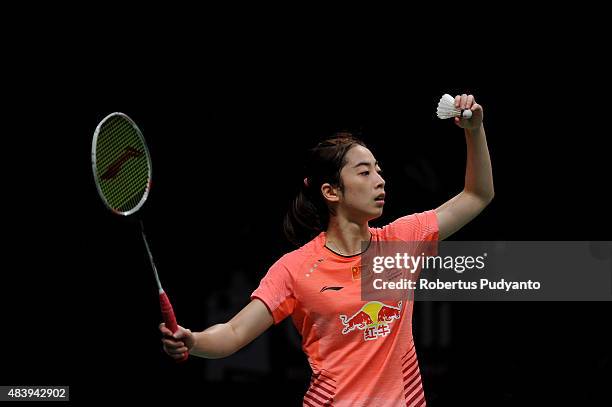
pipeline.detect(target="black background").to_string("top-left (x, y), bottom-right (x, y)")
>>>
top-left (2, 12), bottom-right (611, 406)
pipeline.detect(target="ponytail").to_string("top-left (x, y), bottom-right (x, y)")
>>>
top-left (283, 181), bottom-right (329, 246)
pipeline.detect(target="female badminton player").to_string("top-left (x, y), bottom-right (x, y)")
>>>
top-left (160, 94), bottom-right (494, 406)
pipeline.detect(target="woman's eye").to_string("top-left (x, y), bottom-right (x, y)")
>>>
top-left (360, 171), bottom-right (370, 176)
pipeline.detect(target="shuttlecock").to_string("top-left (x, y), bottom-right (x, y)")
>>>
top-left (436, 94), bottom-right (473, 120)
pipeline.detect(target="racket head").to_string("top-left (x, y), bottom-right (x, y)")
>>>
top-left (91, 112), bottom-right (152, 216)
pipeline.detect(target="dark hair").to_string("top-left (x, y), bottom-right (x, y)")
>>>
top-left (283, 132), bottom-right (366, 246)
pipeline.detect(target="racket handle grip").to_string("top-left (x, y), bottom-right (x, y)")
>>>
top-left (160, 291), bottom-right (188, 362)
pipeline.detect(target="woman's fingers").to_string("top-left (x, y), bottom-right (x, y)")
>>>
top-left (160, 322), bottom-right (193, 359)
top-left (171, 352), bottom-right (187, 360)
top-left (159, 323), bottom-right (173, 337)
top-left (162, 337), bottom-right (185, 348)
top-left (454, 94), bottom-right (476, 110)
top-left (168, 346), bottom-right (189, 354)
top-left (160, 323), bottom-right (189, 356)
top-left (162, 338), bottom-right (188, 354)
top-left (172, 327), bottom-right (189, 340)
top-left (466, 94), bottom-right (474, 109)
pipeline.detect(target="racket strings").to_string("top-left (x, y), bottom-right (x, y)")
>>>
top-left (95, 115), bottom-right (150, 212)
top-left (96, 117), bottom-right (137, 172)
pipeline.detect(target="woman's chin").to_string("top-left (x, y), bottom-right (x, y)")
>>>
top-left (368, 209), bottom-right (384, 221)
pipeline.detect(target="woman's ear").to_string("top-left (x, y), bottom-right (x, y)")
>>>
top-left (321, 183), bottom-right (340, 203)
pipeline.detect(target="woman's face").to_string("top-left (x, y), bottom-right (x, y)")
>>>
top-left (337, 145), bottom-right (386, 221)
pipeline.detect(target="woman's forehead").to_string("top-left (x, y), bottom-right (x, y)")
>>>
top-left (345, 145), bottom-right (376, 165)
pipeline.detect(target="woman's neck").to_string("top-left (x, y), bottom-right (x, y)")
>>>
top-left (325, 216), bottom-right (370, 256)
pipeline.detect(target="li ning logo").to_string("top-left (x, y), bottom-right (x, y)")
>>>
top-left (339, 301), bottom-right (402, 341)
top-left (101, 146), bottom-right (143, 180)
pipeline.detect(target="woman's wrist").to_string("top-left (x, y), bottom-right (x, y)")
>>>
top-left (465, 124), bottom-right (484, 136)
top-left (189, 331), bottom-right (200, 355)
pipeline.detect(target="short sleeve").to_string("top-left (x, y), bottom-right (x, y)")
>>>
top-left (381, 209), bottom-right (439, 242)
top-left (250, 257), bottom-right (296, 325)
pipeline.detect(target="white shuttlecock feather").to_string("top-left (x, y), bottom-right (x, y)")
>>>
top-left (436, 94), bottom-right (473, 119)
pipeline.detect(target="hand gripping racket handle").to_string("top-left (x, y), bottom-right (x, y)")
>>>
top-left (160, 291), bottom-right (188, 362)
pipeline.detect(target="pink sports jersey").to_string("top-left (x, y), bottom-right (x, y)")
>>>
top-left (251, 210), bottom-right (438, 406)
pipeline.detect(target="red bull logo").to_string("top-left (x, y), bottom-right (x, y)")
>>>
top-left (339, 301), bottom-right (402, 341)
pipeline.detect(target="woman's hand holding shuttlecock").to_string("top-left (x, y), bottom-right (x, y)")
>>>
top-left (437, 93), bottom-right (483, 130)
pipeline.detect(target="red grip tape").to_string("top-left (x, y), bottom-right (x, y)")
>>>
top-left (160, 291), bottom-right (188, 362)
